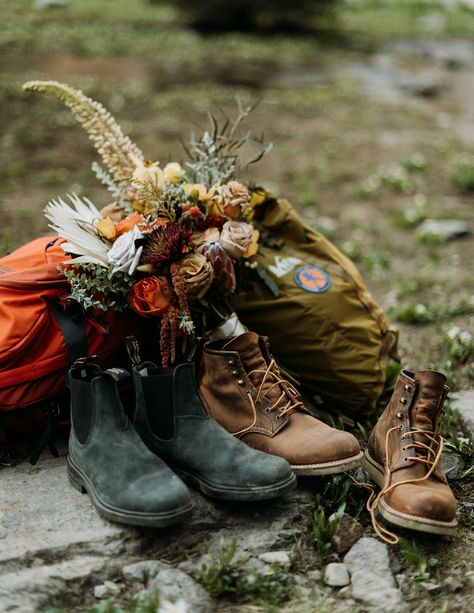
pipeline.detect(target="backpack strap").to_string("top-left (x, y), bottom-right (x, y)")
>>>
top-left (51, 301), bottom-right (88, 367)
top-left (29, 302), bottom-right (88, 465)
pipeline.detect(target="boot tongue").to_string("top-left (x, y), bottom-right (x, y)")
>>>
top-left (223, 332), bottom-right (282, 403)
top-left (411, 370), bottom-right (447, 436)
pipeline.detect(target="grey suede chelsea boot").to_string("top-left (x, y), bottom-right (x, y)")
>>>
top-left (67, 358), bottom-right (194, 527)
top-left (132, 361), bottom-right (296, 501)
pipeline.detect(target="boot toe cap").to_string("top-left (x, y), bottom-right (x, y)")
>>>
top-left (386, 482), bottom-right (457, 523)
top-left (123, 471), bottom-right (192, 514)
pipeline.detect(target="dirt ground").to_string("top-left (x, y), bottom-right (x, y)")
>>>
top-left (0, 1), bottom-right (473, 611)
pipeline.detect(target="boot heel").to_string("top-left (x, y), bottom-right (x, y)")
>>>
top-left (68, 465), bottom-right (87, 494)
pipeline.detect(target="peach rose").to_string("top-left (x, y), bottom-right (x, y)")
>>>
top-left (129, 276), bottom-right (171, 317)
top-left (178, 253), bottom-right (214, 299)
top-left (220, 220), bottom-right (254, 259)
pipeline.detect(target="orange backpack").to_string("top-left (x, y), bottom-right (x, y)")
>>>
top-left (0, 236), bottom-right (149, 447)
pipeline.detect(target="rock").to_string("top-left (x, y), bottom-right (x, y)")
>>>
top-left (398, 74), bottom-right (445, 98)
top-left (451, 390), bottom-right (474, 437)
top-left (337, 585), bottom-right (353, 599)
top-left (258, 551), bottom-right (291, 566)
top-left (418, 581), bottom-right (441, 593)
top-left (324, 563), bottom-right (350, 587)
top-left (344, 538), bottom-right (408, 613)
top-left (0, 556), bottom-right (109, 612)
top-left (33, 0), bottom-right (71, 8)
top-left (94, 584), bottom-right (109, 599)
top-left (122, 560), bottom-right (168, 585)
top-left (104, 580), bottom-right (121, 596)
top-left (307, 569), bottom-right (321, 583)
top-left (441, 451), bottom-right (467, 480)
top-left (331, 513), bottom-right (363, 554)
top-left (0, 456), bottom-right (136, 573)
top-left (141, 566), bottom-right (214, 613)
top-left (416, 219), bottom-right (470, 241)
top-left (444, 575), bottom-right (463, 593)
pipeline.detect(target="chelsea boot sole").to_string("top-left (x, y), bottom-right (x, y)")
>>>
top-left (362, 451), bottom-right (458, 536)
top-left (67, 457), bottom-right (195, 528)
top-left (291, 450), bottom-right (363, 476)
top-left (172, 466), bottom-right (297, 501)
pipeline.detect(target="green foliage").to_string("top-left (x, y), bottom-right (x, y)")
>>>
top-left (314, 474), bottom-right (366, 519)
top-left (390, 299), bottom-right (474, 325)
top-left (311, 501), bottom-right (345, 561)
top-left (399, 538), bottom-right (438, 583)
top-left (44, 592), bottom-right (161, 613)
top-left (58, 263), bottom-right (135, 311)
top-left (199, 538), bottom-right (294, 605)
top-left (452, 163), bottom-right (474, 193)
top-left (184, 103), bottom-right (272, 186)
top-left (403, 152), bottom-right (427, 172)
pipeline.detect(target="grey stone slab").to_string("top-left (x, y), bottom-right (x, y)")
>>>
top-left (0, 455), bottom-right (136, 572)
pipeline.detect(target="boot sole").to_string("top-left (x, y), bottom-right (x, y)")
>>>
top-left (291, 451), bottom-right (363, 476)
top-left (67, 457), bottom-right (195, 528)
top-left (362, 451), bottom-right (458, 536)
top-left (171, 467), bottom-right (297, 501)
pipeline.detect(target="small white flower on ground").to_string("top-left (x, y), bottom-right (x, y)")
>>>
top-left (107, 225), bottom-right (143, 275)
top-left (158, 598), bottom-right (188, 613)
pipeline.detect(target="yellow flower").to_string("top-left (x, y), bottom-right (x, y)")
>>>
top-left (245, 187), bottom-right (267, 220)
top-left (95, 216), bottom-right (116, 240)
top-left (244, 229), bottom-right (260, 258)
top-left (132, 160), bottom-right (165, 189)
top-left (183, 183), bottom-right (218, 203)
top-left (164, 162), bottom-right (185, 184)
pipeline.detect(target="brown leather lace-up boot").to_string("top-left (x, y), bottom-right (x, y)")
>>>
top-left (199, 332), bottom-right (362, 475)
top-left (363, 369), bottom-right (457, 542)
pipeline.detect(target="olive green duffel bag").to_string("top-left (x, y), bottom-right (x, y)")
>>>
top-left (232, 191), bottom-right (398, 420)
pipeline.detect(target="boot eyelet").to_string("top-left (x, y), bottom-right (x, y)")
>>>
top-left (232, 370), bottom-right (239, 376)
top-left (404, 384), bottom-right (411, 392)
top-left (256, 400), bottom-right (261, 405)
top-left (400, 397), bottom-right (408, 404)
top-left (265, 407), bottom-right (271, 413)
top-left (396, 412), bottom-right (403, 419)
top-left (276, 415), bottom-right (282, 420)
top-left (402, 446), bottom-right (406, 451)
top-left (403, 457), bottom-right (409, 462)
top-left (238, 379), bottom-right (245, 386)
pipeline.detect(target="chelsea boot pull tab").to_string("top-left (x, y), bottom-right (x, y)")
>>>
top-left (126, 335), bottom-right (144, 368)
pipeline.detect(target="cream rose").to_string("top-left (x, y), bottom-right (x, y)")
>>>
top-left (219, 220), bottom-right (254, 259)
top-left (178, 253), bottom-right (214, 299)
top-left (163, 162), bottom-right (185, 184)
top-left (107, 225), bottom-right (143, 275)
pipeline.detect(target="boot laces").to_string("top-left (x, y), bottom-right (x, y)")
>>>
top-left (353, 423), bottom-right (444, 545)
top-left (232, 359), bottom-right (304, 436)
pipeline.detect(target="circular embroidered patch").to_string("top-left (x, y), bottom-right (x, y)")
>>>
top-left (294, 265), bottom-right (331, 293)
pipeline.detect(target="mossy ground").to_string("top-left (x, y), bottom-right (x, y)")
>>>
top-left (1, 1), bottom-right (473, 611)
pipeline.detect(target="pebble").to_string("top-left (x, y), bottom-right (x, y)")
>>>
top-left (258, 550), bottom-right (291, 566)
top-left (331, 513), bottom-right (363, 554)
top-left (103, 580), bottom-right (120, 596)
top-left (324, 562), bottom-right (350, 587)
top-left (94, 585), bottom-right (109, 599)
top-left (337, 585), bottom-right (353, 599)
top-left (416, 219), bottom-right (470, 241)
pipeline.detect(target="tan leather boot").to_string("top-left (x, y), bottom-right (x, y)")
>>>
top-left (199, 332), bottom-right (362, 475)
top-left (363, 369), bottom-right (457, 540)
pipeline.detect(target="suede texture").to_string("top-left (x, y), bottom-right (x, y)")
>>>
top-left (133, 362), bottom-right (292, 488)
top-left (68, 371), bottom-right (191, 514)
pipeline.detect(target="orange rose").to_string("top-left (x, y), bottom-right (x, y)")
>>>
top-left (129, 276), bottom-right (171, 317)
top-left (115, 212), bottom-right (144, 238)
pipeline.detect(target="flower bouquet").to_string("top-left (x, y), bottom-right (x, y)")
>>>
top-left (23, 81), bottom-right (272, 365)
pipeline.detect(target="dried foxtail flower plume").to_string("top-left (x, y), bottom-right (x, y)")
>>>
top-left (22, 80), bottom-right (144, 186)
